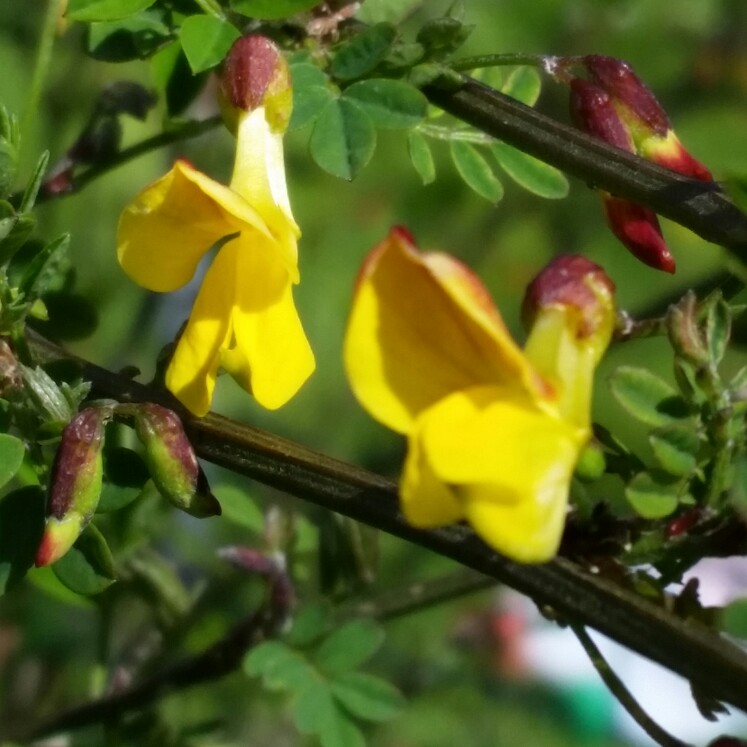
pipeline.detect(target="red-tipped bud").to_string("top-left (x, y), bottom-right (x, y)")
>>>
top-left (569, 78), bottom-right (634, 151)
top-left (522, 254), bottom-right (616, 339)
top-left (639, 129), bottom-right (712, 181)
top-left (134, 404), bottom-right (220, 518)
top-left (219, 35), bottom-right (292, 132)
top-left (602, 195), bottom-right (675, 273)
top-left (582, 55), bottom-right (670, 136)
top-left (36, 407), bottom-right (111, 566)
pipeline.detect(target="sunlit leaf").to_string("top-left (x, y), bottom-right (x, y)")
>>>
top-left (310, 99), bottom-right (376, 180)
top-left (180, 15), bottom-right (240, 74)
top-left (450, 141), bottom-right (503, 202)
top-left (330, 23), bottom-right (396, 80)
top-left (502, 66), bottom-right (541, 106)
top-left (609, 366), bottom-right (691, 426)
top-left (625, 471), bottom-right (681, 519)
top-left (491, 141), bottom-right (569, 198)
top-left (343, 79), bottom-right (427, 129)
top-left (407, 130), bottom-right (435, 184)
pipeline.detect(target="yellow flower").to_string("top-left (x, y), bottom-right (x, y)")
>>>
top-left (117, 36), bottom-right (314, 417)
top-left (344, 229), bottom-right (615, 562)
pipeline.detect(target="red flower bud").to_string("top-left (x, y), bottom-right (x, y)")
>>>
top-left (569, 78), bottom-right (634, 151)
top-left (134, 404), bottom-right (220, 518)
top-left (602, 195), bottom-right (675, 273)
top-left (521, 254), bottom-right (616, 338)
top-left (36, 407), bottom-right (112, 567)
top-left (219, 35), bottom-right (292, 132)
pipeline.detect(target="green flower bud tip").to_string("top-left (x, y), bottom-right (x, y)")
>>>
top-left (134, 403), bottom-right (220, 518)
top-left (219, 35), bottom-right (292, 133)
top-left (36, 406), bottom-right (110, 567)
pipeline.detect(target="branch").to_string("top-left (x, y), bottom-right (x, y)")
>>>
top-left (423, 76), bottom-right (747, 258)
top-left (27, 333), bottom-right (747, 716)
top-left (571, 623), bottom-right (694, 747)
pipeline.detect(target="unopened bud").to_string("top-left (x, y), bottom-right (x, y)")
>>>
top-left (602, 195), bottom-right (675, 273)
top-left (220, 35), bottom-right (292, 132)
top-left (667, 291), bottom-right (708, 365)
top-left (522, 255), bottom-right (616, 339)
top-left (134, 403), bottom-right (220, 518)
top-left (36, 406), bottom-right (111, 566)
top-left (569, 78), bottom-right (634, 151)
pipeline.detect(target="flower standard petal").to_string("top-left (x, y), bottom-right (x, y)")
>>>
top-left (118, 159), bottom-right (282, 292)
top-left (221, 233), bottom-right (314, 410)
top-left (344, 228), bottom-right (541, 435)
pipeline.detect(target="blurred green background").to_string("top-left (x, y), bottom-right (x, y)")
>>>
top-left (1, 0), bottom-right (746, 745)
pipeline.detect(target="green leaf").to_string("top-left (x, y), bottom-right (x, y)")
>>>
top-left (229, 0), bottom-right (320, 19)
top-left (180, 15), bottom-right (240, 74)
top-left (343, 79), bottom-right (427, 129)
top-left (705, 296), bottom-right (730, 366)
top-left (502, 66), bottom-right (541, 106)
top-left (52, 524), bottom-right (116, 595)
top-left (491, 141), bottom-right (568, 199)
top-left (625, 471), bottom-right (681, 519)
top-left (407, 130), bottom-right (435, 185)
top-left (319, 708), bottom-right (366, 747)
top-left (0, 487), bottom-right (45, 595)
top-left (0, 434), bottom-right (24, 489)
top-left (450, 141), bottom-right (503, 202)
top-left (609, 366), bottom-right (691, 426)
top-left (19, 151), bottom-right (49, 214)
top-left (97, 447), bottom-right (150, 512)
top-left (721, 598), bottom-right (747, 638)
top-left (19, 234), bottom-right (71, 300)
top-left (415, 17), bottom-right (472, 60)
top-left (330, 23), bottom-right (396, 80)
top-left (310, 99), bottom-right (376, 180)
top-left (649, 425), bottom-right (699, 477)
top-left (244, 641), bottom-right (315, 691)
top-left (293, 680), bottom-right (336, 735)
top-left (289, 64), bottom-right (334, 131)
top-left (67, 0), bottom-right (157, 22)
top-left (331, 671), bottom-right (405, 722)
top-left (213, 483), bottom-right (263, 531)
top-left (314, 619), bottom-right (385, 675)
top-left (286, 600), bottom-right (332, 647)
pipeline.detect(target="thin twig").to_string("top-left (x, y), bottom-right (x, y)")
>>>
top-left (17, 568), bottom-right (495, 740)
top-left (26, 331), bottom-right (747, 716)
top-left (570, 623), bottom-right (694, 747)
top-left (34, 116), bottom-right (222, 204)
top-left (423, 76), bottom-right (747, 259)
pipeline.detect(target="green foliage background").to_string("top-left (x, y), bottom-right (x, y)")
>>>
top-left (1, 0), bottom-right (746, 745)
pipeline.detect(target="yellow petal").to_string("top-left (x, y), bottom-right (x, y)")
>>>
top-left (523, 305), bottom-right (600, 431)
top-left (165, 241), bottom-right (237, 416)
top-left (117, 160), bottom-right (295, 292)
top-left (417, 385), bottom-right (582, 562)
top-left (400, 429), bottom-right (464, 527)
top-left (230, 107), bottom-right (299, 246)
top-left (220, 233), bottom-right (315, 409)
top-left (344, 229), bottom-right (540, 435)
